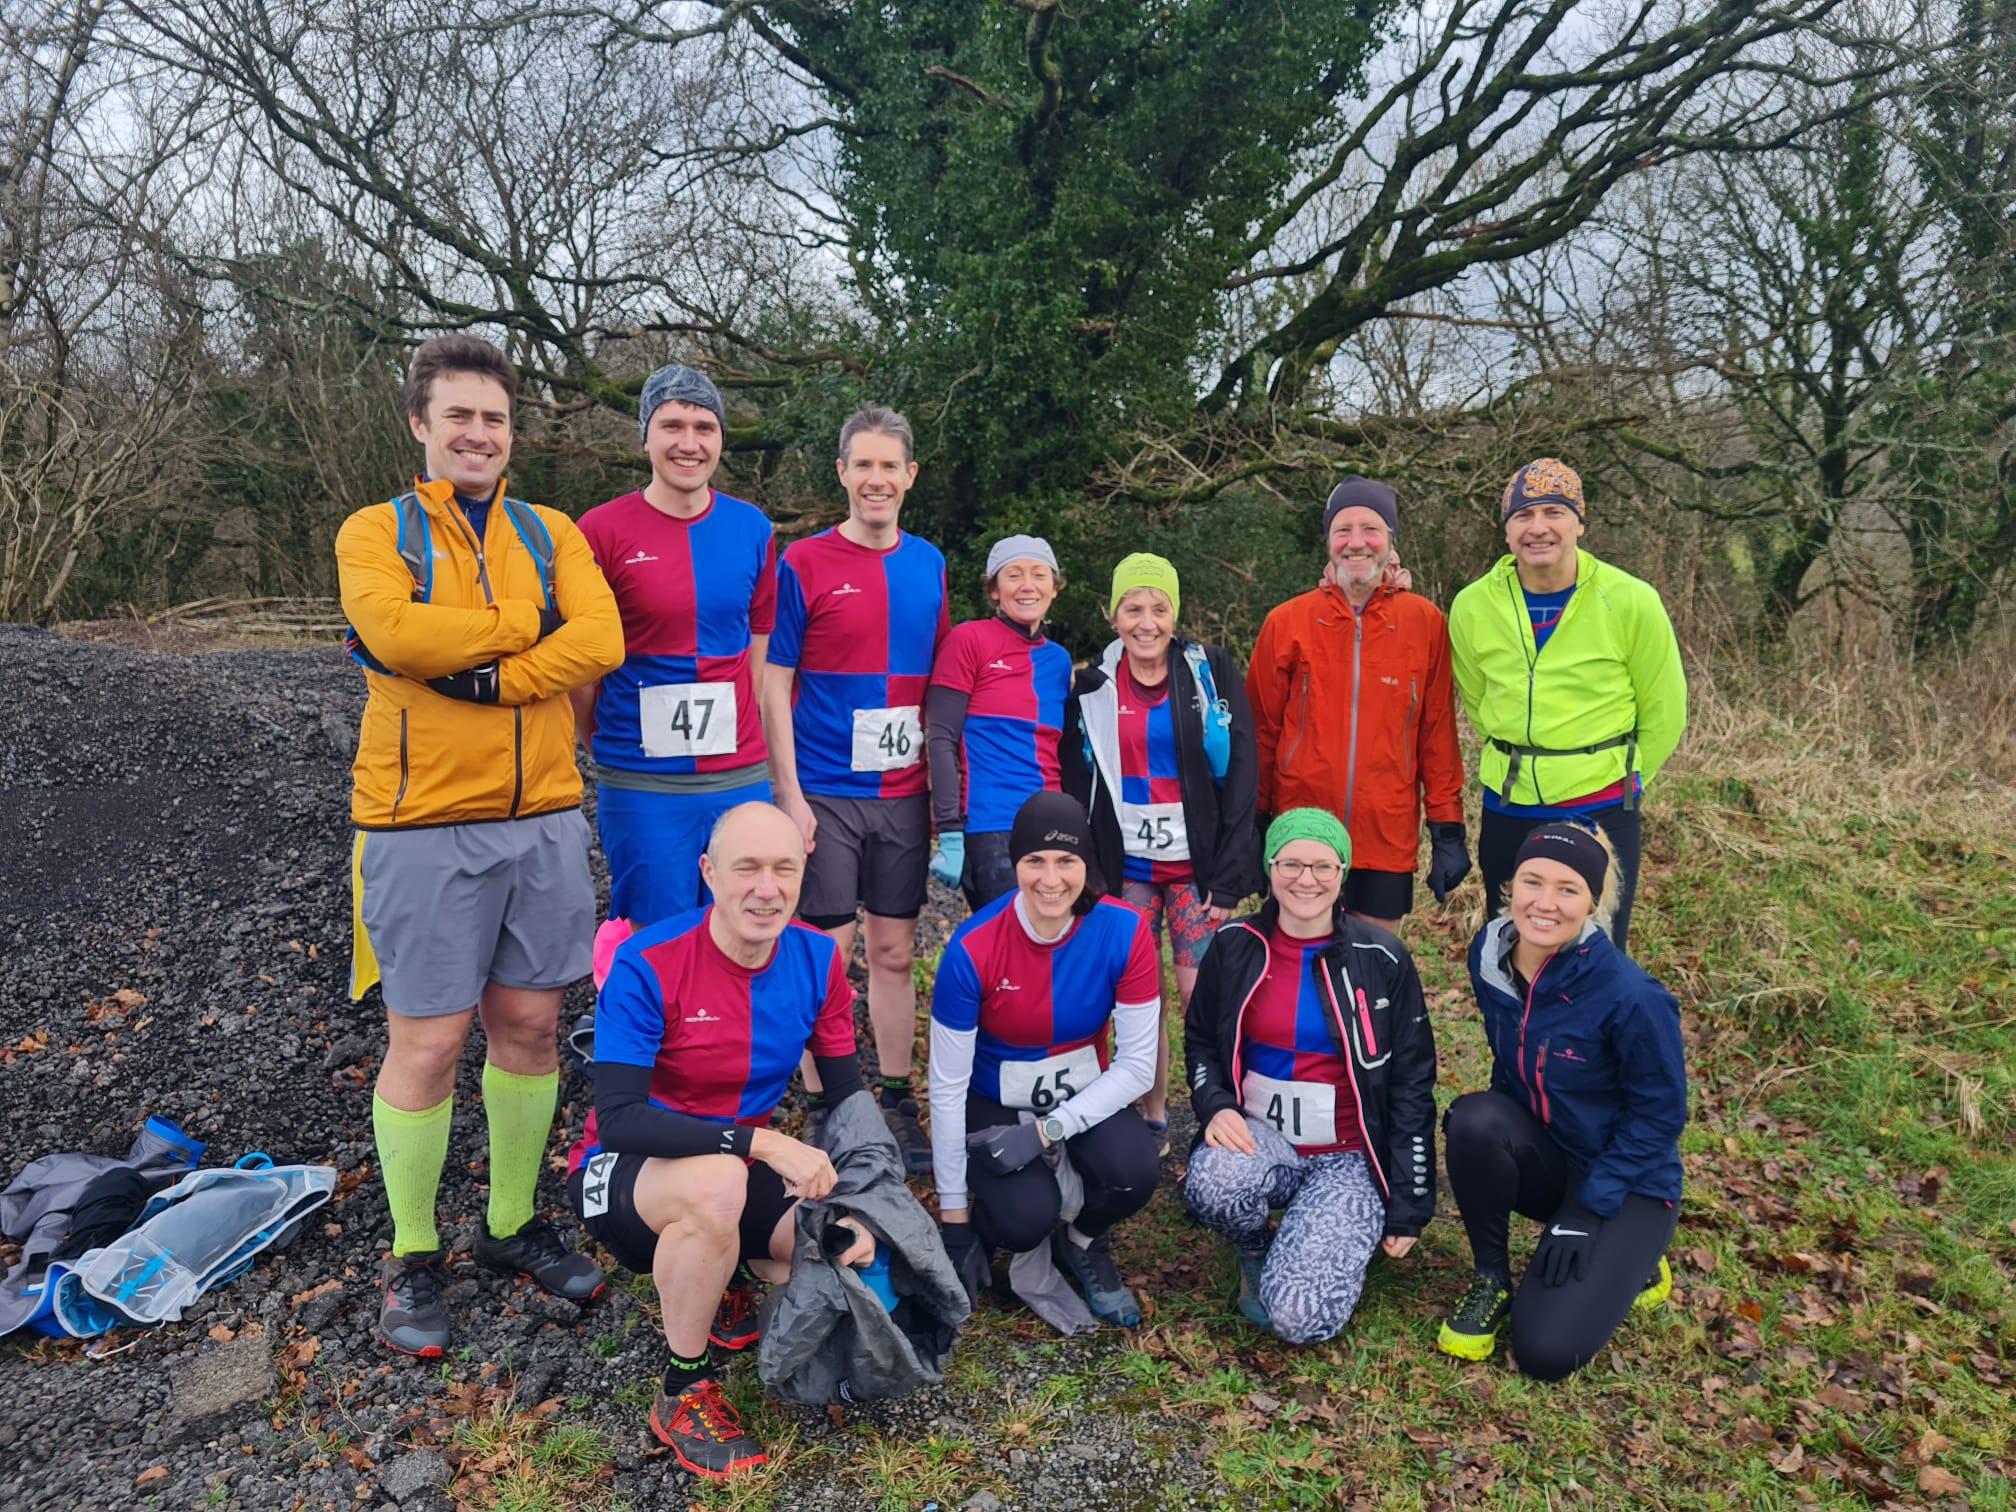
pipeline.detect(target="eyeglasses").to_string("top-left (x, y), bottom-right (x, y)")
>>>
top-left (1271, 858), bottom-right (1341, 882)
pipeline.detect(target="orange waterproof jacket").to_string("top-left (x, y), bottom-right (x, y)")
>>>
top-left (1245, 581), bottom-right (1464, 875)
top-left (336, 477), bottom-right (624, 829)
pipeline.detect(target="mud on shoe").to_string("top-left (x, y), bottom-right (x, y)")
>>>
top-left (1437, 1271), bottom-right (1511, 1361)
top-left (1053, 1229), bottom-right (1142, 1327)
top-left (650, 1377), bottom-right (767, 1479)
top-left (378, 1251), bottom-right (450, 1358)
top-left (473, 1216), bottom-right (605, 1303)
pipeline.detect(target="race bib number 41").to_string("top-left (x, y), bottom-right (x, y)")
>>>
top-left (997, 1044), bottom-right (1103, 1112)
top-left (851, 705), bottom-right (923, 772)
top-left (1241, 1070), bottom-right (1338, 1148)
top-left (640, 682), bottom-right (739, 760)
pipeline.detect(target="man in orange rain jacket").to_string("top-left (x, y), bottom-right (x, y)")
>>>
top-left (1245, 477), bottom-right (1469, 929)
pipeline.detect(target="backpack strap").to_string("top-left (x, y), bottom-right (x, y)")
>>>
top-left (391, 492), bottom-right (434, 603)
top-left (499, 496), bottom-right (557, 609)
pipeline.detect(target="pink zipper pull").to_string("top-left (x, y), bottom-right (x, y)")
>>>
top-left (1355, 986), bottom-right (1378, 1056)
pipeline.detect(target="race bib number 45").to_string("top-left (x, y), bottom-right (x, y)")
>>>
top-left (1241, 1070), bottom-right (1338, 1148)
top-left (997, 1044), bottom-right (1103, 1112)
top-left (1122, 800), bottom-right (1191, 862)
top-left (640, 682), bottom-right (739, 760)
top-left (851, 705), bottom-right (923, 772)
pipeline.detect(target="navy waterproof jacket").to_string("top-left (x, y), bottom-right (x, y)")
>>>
top-left (1467, 917), bottom-right (1687, 1216)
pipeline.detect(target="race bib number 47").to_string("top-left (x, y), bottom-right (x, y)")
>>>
top-left (851, 705), bottom-right (923, 772)
top-left (997, 1044), bottom-right (1103, 1112)
top-left (1241, 1070), bottom-right (1338, 1148)
top-left (640, 682), bottom-right (739, 760)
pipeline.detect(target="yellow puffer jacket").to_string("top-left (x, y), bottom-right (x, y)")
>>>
top-left (336, 477), bottom-right (623, 829)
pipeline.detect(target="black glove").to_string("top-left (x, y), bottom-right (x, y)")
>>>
top-left (939, 1218), bottom-right (991, 1307)
top-left (968, 1121), bottom-right (1047, 1177)
top-left (537, 603), bottom-right (565, 640)
top-left (427, 661), bottom-right (501, 704)
top-left (1532, 1199), bottom-right (1602, 1288)
top-left (1426, 821), bottom-right (1472, 903)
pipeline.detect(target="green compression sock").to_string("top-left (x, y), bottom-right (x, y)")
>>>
top-left (482, 1063), bottom-right (558, 1239)
top-left (373, 1091), bottom-right (454, 1257)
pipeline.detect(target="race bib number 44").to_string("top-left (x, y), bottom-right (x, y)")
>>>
top-left (1241, 1071), bottom-right (1338, 1147)
top-left (997, 1044), bottom-right (1103, 1112)
top-left (851, 705), bottom-right (923, 772)
top-left (578, 1151), bottom-right (619, 1218)
top-left (640, 682), bottom-right (739, 760)
top-left (1122, 800), bottom-right (1191, 862)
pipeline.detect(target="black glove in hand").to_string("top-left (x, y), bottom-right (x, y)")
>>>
top-left (939, 1218), bottom-right (990, 1307)
top-left (1533, 1199), bottom-right (1603, 1288)
top-left (537, 603), bottom-right (565, 640)
top-left (427, 662), bottom-right (501, 704)
top-left (968, 1121), bottom-right (1047, 1177)
top-left (1426, 821), bottom-right (1472, 903)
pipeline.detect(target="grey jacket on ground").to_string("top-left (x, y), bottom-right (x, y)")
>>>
top-left (756, 1091), bottom-right (972, 1405)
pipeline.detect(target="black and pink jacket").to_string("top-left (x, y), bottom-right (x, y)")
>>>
top-left (1183, 902), bottom-right (1438, 1236)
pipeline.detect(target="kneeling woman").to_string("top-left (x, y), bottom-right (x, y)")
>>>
top-left (1437, 822), bottom-right (1687, 1379)
top-left (928, 792), bottom-right (1162, 1326)
top-left (1183, 809), bottom-right (1437, 1344)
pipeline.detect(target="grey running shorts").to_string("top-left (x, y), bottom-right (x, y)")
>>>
top-left (798, 793), bottom-right (930, 927)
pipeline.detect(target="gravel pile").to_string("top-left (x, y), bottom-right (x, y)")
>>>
top-left (0, 626), bottom-right (1215, 1511)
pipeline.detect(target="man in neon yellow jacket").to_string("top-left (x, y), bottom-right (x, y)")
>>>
top-left (1448, 459), bottom-right (1686, 947)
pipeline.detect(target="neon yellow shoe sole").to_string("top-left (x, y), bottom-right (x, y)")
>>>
top-left (1436, 1319), bottom-right (1502, 1361)
top-left (1633, 1255), bottom-right (1674, 1313)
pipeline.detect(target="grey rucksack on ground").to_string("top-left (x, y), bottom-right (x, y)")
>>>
top-left (756, 1090), bottom-right (972, 1405)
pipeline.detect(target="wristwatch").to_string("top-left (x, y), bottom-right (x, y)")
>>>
top-left (1039, 1114), bottom-right (1068, 1146)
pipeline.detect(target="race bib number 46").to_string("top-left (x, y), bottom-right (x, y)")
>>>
top-left (1241, 1070), bottom-right (1338, 1147)
top-left (640, 682), bottom-right (739, 760)
top-left (997, 1044), bottom-right (1103, 1112)
top-left (851, 705), bottom-right (923, 772)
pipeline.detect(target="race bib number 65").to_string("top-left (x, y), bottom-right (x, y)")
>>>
top-left (640, 682), bottom-right (739, 760)
top-left (997, 1044), bottom-right (1103, 1112)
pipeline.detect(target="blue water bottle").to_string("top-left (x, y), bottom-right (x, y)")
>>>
top-left (857, 1251), bottom-right (899, 1312)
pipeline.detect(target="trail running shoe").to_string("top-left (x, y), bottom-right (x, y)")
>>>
top-left (1634, 1255), bottom-right (1674, 1313)
top-left (473, 1216), bottom-right (606, 1303)
top-left (1437, 1271), bottom-right (1512, 1361)
top-left (378, 1251), bottom-right (450, 1358)
top-left (708, 1282), bottom-right (763, 1352)
top-left (881, 1097), bottom-right (933, 1176)
top-left (1235, 1247), bottom-right (1270, 1328)
top-left (650, 1377), bottom-right (767, 1478)
top-left (1053, 1230), bottom-right (1142, 1327)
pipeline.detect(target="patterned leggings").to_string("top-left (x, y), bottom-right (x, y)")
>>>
top-left (1184, 1116), bottom-right (1387, 1344)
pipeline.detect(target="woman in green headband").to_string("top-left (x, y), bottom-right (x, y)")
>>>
top-left (1062, 553), bottom-right (1261, 1150)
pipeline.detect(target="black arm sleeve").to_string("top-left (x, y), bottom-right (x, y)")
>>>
top-left (926, 684), bottom-right (971, 830)
top-left (594, 1062), bottom-right (753, 1159)
top-left (1206, 643), bottom-right (1264, 907)
top-left (811, 1052), bottom-right (864, 1103)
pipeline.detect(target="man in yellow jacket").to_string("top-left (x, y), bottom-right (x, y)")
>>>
top-left (337, 335), bottom-right (624, 1358)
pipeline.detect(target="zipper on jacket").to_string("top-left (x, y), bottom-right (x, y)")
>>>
top-left (1319, 962), bottom-right (1387, 1196)
top-left (1535, 1042), bottom-right (1552, 1124)
top-left (1516, 951), bottom-right (1556, 1118)
top-left (392, 710), bottom-right (410, 821)
top-left (1355, 985), bottom-right (1379, 1058)
top-left (1343, 611), bottom-right (1363, 825)
top-left (509, 707), bottom-right (524, 818)
top-left (1279, 668), bottom-right (1311, 772)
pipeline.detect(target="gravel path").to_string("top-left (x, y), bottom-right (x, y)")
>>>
top-left (0, 626), bottom-right (1215, 1511)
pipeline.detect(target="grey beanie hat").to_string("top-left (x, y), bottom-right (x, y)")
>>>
top-left (1322, 475), bottom-right (1399, 538)
top-left (637, 363), bottom-right (726, 442)
top-left (985, 534), bottom-right (1059, 578)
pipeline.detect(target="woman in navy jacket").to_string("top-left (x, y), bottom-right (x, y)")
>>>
top-left (1437, 821), bottom-right (1687, 1379)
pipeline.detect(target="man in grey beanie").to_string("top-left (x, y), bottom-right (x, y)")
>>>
top-left (1244, 474), bottom-right (1470, 930)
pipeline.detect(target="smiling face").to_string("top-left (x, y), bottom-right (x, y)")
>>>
top-left (700, 804), bottom-right (805, 951)
top-left (1505, 502), bottom-right (1586, 574)
top-left (1326, 506), bottom-right (1394, 593)
top-left (835, 428), bottom-right (917, 532)
top-left (1270, 837), bottom-right (1344, 931)
top-left (1015, 848), bottom-right (1086, 928)
top-left (645, 400), bottom-right (723, 500)
top-left (989, 558), bottom-right (1058, 628)
top-left (1110, 587), bottom-right (1174, 663)
top-left (1508, 855), bottom-right (1596, 952)
top-left (409, 371), bottom-right (512, 496)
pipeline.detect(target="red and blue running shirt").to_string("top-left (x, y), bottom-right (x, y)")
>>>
top-left (1238, 929), bottom-right (1365, 1155)
top-left (1115, 663), bottom-right (1194, 885)
top-left (929, 618), bottom-right (1073, 832)
top-left (927, 892), bottom-right (1161, 1204)
top-left (567, 907), bottom-right (855, 1176)
top-left (578, 490), bottom-right (776, 778)
top-left (769, 528), bottom-right (950, 800)
top-left (1484, 583), bottom-right (1638, 819)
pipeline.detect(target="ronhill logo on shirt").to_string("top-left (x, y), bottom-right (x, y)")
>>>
top-left (624, 549), bottom-right (658, 564)
top-left (684, 1008), bottom-right (722, 1023)
top-left (995, 978), bottom-right (1021, 992)
top-left (986, 658), bottom-right (1016, 671)
top-left (832, 582), bottom-right (863, 596)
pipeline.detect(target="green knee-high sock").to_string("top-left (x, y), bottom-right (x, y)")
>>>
top-left (482, 1063), bottom-right (558, 1239)
top-left (373, 1091), bottom-right (454, 1257)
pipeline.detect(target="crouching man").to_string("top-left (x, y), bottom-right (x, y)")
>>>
top-left (565, 802), bottom-right (869, 1477)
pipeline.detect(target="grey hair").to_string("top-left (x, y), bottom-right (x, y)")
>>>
top-left (838, 405), bottom-right (915, 465)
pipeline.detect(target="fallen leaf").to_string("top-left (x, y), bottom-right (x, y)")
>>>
top-left (290, 1278), bottom-right (342, 1307)
top-left (134, 1466), bottom-right (169, 1487)
top-left (1770, 1442), bottom-right (1806, 1475)
top-left (207, 1324), bottom-right (236, 1342)
top-left (1917, 1465), bottom-right (1966, 1495)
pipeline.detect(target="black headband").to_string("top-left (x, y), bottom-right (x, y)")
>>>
top-left (1512, 822), bottom-right (1606, 902)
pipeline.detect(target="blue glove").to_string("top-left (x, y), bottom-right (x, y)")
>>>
top-left (929, 830), bottom-right (965, 889)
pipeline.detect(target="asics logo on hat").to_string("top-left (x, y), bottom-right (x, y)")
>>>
top-left (1042, 828), bottom-right (1081, 844)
